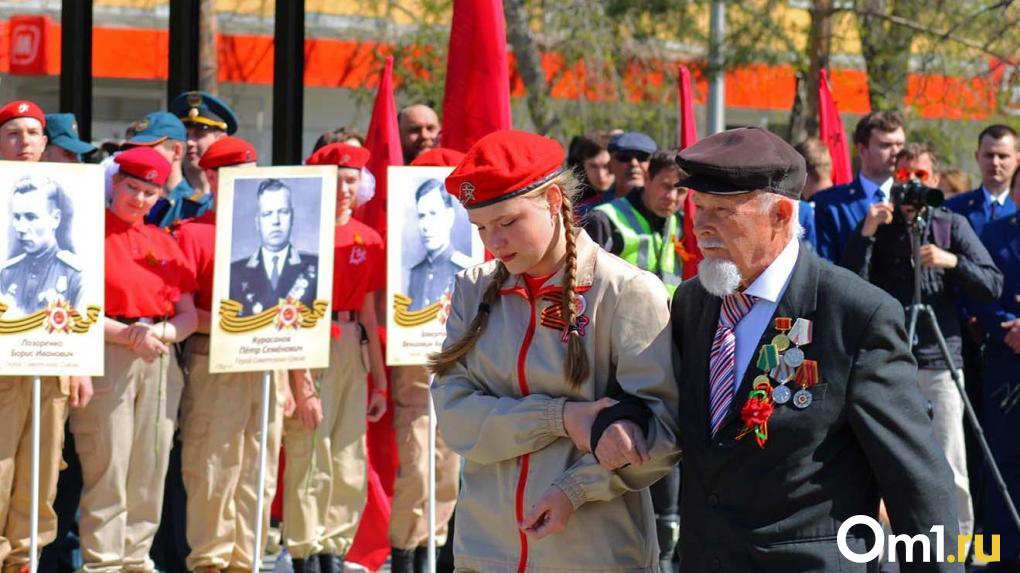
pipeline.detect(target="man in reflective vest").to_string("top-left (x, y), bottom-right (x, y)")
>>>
top-left (585, 150), bottom-right (689, 296)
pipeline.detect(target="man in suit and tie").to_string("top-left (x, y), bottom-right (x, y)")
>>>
top-left (945, 124), bottom-right (1019, 236)
top-left (594, 127), bottom-right (961, 572)
top-left (814, 111), bottom-right (905, 263)
top-left (230, 178), bottom-right (318, 316)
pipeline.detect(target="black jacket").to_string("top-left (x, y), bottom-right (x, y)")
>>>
top-left (840, 207), bottom-right (1002, 370)
top-left (670, 247), bottom-right (960, 572)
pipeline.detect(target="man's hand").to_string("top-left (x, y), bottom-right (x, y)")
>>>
top-left (366, 389), bottom-right (387, 422)
top-left (563, 397), bottom-right (617, 453)
top-left (594, 420), bottom-right (649, 470)
top-left (68, 376), bottom-right (93, 408)
top-left (919, 244), bottom-right (958, 269)
top-left (521, 486), bottom-right (575, 540)
top-left (861, 203), bottom-right (894, 237)
top-left (1002, 318), bottom-right (1020, 354)
top-left (296, 395), bottom-right (323, 430)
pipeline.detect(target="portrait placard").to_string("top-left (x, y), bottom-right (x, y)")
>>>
top-left (210, 166), bottom-right (337, 373)
top-left (386, 166), bottom-right (483, 366)
top-left (0, 161), bottom-right (105, 376)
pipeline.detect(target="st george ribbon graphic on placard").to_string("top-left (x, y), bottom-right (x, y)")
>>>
top-left (209, 165), bottom-right (337, 373)
top-left (386, 166), bottom-right (483, 365)
top-left (0, 162), bottom-right (104, 376)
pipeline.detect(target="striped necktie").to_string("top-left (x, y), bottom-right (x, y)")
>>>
top-left (708, 292), bottom-right (756, 436)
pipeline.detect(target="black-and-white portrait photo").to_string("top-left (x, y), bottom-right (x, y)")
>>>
top-left (228, 177), bottom-right (320, 316)
top-left (1, 174), bottom-right (82, 316)
top-left (404, 178), bottom-right (473, 310)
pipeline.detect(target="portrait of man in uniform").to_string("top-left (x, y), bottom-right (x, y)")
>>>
top-left (229, 178), bottom-right (319, 316)
top-left (407, 178), bottom-right (471, 311)
top-left (0, 175), bottom-right (82, 316)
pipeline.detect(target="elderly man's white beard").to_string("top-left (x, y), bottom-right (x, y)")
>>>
top-left (698, 258), bottom-right (743, 296)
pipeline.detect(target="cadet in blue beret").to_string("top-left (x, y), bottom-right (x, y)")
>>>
top-left (42, 112), bottom-right (96, 163)
top-left (169, 90), bottom-right (239, 202)
top-left (124, 111), bottom-right (210, 228)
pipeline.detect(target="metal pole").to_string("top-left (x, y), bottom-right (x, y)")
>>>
top-left (29, 376), bottom-right (41, 573)
top-left (272, 0), bottom-right (305, 165)
top-left (167, 0), bottom-right (200, 103)
top-left (252, 371), bottom-right (271, 573)
top-left (59, 0), bottom-right (93, 141)
top-left (706, 0), bottom-right (726, 135)
top-left (427, 375), bottom-right (437, 573)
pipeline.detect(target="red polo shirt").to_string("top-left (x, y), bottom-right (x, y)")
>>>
top-left (105, 210), bottom-right (197, 317)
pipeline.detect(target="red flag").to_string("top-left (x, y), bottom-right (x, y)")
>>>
top-left (677, 65), bottom-right (698, 149)
top-left (818, 68), bottom-right (853, 185)
top-left (676, 65), bottom-right (702, 279)
top-left (355, 55), bottom-right (404, 236)
top-left (441, 0), bottom-right (512, 152)
top-left (346, 58), bottom-right (402, 571)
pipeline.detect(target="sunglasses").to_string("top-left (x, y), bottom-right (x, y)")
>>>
top-left (895, 167), bottom-right (931, 182)
top-left (614, 151), bottom-right (651, 163)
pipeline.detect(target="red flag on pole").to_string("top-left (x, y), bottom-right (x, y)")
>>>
top-left (355, 55), bottom-right (404, 236)
top-left (441, 0), bottom-right (512, 152)
top-left (677, 64), bottom-right (702, 279)
top-left (817, 68), bottom-right (853, 185)
top-left (346, 56), bottom-right (402, 572)
top-left (678, 65), bottom-right (698, 149)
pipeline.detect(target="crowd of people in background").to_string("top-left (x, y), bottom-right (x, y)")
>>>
top-left (0, 93), bottom-right (1018, 573)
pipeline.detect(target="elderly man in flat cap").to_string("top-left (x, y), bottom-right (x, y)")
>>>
top-left (593, 127), bottom-right (962, 572)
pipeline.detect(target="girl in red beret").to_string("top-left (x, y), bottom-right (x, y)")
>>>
top-left (428, 130), bottom-right (679, 572)
top-left (70, 146), bottom-right (199, 572)
top-left (277, 143), bottom-right (388, 573)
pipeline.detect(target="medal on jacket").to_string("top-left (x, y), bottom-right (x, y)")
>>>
top-left (793, 359), bottom-right (820, 409)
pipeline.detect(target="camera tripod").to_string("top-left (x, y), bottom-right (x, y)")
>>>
top-left (904, 211), bottom-right (1020, 538)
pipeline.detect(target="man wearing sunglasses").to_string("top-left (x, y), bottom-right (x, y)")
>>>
top-left (608, 131), bottom-right (657, 198)
top-left (840, 143), bottom-right (1002, 554)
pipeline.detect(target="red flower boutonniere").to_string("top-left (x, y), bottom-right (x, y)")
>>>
top-left (736, 380), bottom-right (775, 448)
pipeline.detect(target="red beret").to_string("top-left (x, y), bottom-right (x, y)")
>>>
top-left (445, 130), bottom-right (565, 209)
top-left (0, 100), bottom-right (46, 128)
top-left (115, 146), bottom-right (171, 187)
top-left (306, 143), bottom-right (371, 169)
top-left (199, 136), bottom-right (258, 170)
top-left (410, 147), bottom-right (465, 167)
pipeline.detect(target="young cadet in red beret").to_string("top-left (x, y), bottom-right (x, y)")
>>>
top-left (428, 130), bottom-right (679, 573)
top-left (0, 99), bottom-right (95, 573)
top-left (173, 136), bottom-right (286, 573)
top-left (69, 146), bottom-right (198, 573)
top-left (278, 143), bottom-right (387, 573)
top-left (388, 146), bottom-right (464, 573)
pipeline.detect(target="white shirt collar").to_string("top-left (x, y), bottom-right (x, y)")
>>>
top-left (743, 237), bottom-right (800, 304)
top-left (859, 174), bottom-right (893, 202)
top-left (261, 245), bottom-right (289, 276)
top-left (982, 185), bottom-right (1010, 206)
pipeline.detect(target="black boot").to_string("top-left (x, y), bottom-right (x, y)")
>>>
top-left (656, 513), bottom-right (681, 573)
top-left (317, 553), bottom-right (343, 573)
top-left (413, 546), bottom-right (428, 573)
top-left (390, 548), bottom-right (415, 573)
top-left (292, 556), bottom-right (322, 573)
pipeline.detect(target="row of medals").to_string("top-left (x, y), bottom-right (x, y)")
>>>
top-left (756, 317), bottom-right (818, 409)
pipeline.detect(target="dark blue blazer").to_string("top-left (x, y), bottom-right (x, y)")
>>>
top-left (944, 187), bottom-right (1018, 237)
top-left (964, 213), bottom-right (1020, 559)
top-left (799, 200), bottom-right (817, 250)
top-left (813, 177), bottom-right (870, 263)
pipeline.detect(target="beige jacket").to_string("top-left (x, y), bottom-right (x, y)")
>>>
top-left (431, 230), bottom-right (679, 573)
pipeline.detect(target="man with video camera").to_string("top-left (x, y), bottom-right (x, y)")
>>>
top-left (841, 143), bottom-right (1003, 552)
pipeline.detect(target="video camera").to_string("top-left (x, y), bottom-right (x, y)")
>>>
top-left (891, 178), bottom-right (944, 210)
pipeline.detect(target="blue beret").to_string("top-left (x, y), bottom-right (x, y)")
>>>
top-left (126, 112), bottom-right (187, 145)
top-left (44, 113), bottom-right (96, 155)
top-left (607, 131), bottom-right (658, 155)
top-left (169, 90), bottom-right (238, 135)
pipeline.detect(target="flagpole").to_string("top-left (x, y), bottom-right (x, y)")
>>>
top-left (706, 0), bottom-right (726, 135)
top-left (252, 370), bottom-right (271, 573)
top-left (427, 374), bottom-right (437, 573)
top-left (29, 376), bottom-right (41, 573)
